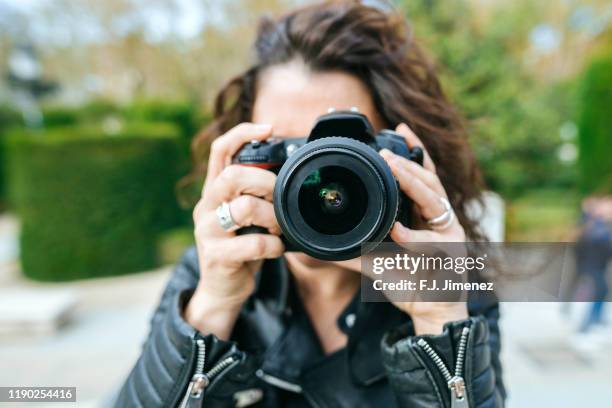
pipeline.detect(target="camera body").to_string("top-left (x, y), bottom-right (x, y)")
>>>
top-left (234, 111), bottom-right (423, 260)
top-left (235, 111), bottom-right (423, 173)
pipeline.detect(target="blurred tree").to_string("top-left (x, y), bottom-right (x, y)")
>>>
top-left (399, 0), bottom-right (600, 197)
top-left (1, 0), bottom-right (294, 108)
top-left (577, 44), bottom-right (612, 194)
top-left (2, 0), bottom-right (608, 199)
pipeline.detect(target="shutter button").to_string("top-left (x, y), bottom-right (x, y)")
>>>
top-left (250, 140), bottom-right (261, 148)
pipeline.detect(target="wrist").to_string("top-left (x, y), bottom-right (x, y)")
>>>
top-left (184, 287), bottom-right (244, 340)
top-left (412, 304), bottom-right (468, 335)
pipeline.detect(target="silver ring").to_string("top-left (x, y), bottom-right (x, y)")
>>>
top-left (216, 201), bottom-right (238, 232)
top-left (427, 197), bottom-right (455, 231)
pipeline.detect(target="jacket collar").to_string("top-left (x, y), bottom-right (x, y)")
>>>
top-left (250, 257), bottom-right (409, 386)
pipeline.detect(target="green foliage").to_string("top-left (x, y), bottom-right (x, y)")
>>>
top-left (577, 53), bottom-right (612, 194)
top-left (41, 105), bottom-right (79, 127)
top-left (78, 99), bottom-right (120, 120)
top-left (121, 99), bottom-right (211, 211)
top-left (0, 105), bottom-right (23, 207)
top-left (121, 100), bottom-right (204, 187)
top-left (6, 122), bottom-right (185, 281)
top-left (401, 0), bottom-right (577, 197)
top-left (157, 227), bottom-right (195, 266)
top-left (0, 105), bottom-right (22, 130)
top-left (39, 100), bottom-right (118, 129)
top-left (506, 189), bottom-right (579, 241)
top-left (122, 99), bottom-right (199, 140)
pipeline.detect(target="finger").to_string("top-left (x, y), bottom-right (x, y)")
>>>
top-left (390, 221), bottom-right (439, 243)
top-left (380, 149), bottom-right (445, 196)
top-left (229, 195), bottom-right (280, 234)
top-left (202, 235), bottom-right (284, 266)
top-left (193, 198), bottom-right (207, 229)
top-left (204, 165), bottom-right (276, 209)
top-left (206, 123), bottom-right (273, 182)
top-left (395, 123), bottom-right (436, 173)
top-left (380, 151), bottom-right (446, 220)
top-left (198, 195), bottom-right (280, 236)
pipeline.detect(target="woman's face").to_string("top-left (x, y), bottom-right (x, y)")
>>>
top-left (252, 59), bottom-right (386, 271)
top-left (253, 58), bottom-right (385, 137)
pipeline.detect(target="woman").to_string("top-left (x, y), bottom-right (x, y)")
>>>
top-left (575, 196), bottom-right (611, 334)
top-left (115, 2), bottom-right (505, 407)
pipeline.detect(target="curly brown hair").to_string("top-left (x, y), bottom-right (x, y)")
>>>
top-left (188, 0), bottom-right (485, 240)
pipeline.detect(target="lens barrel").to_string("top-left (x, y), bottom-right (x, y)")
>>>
top-left (274, 137), bottom-right (400, 261)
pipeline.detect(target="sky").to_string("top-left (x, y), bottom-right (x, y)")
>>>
top-left (1, 0), bottom-right (609, 49)
top-left (0, 0), bottom-right (216, 45)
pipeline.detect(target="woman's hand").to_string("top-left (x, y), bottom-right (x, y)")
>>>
top-left (379, 123), bottom-right (468, 335)
top-left (185, 123), bottom-right (284, 340)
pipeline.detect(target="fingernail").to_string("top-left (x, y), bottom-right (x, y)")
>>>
top-left (380, 148), bottom-right (394, 158)
top-left (397, 123), bottom-right (409, 132)
top-left (391, 222), bottom-right (409, 241)
top-left (390, 222), bottom-right (401, 237)
top-left (380, 149), bottom-right (398, 165)
top-left (254, 124), bottom-right (272, 132)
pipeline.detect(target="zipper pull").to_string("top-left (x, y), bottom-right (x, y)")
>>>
top-left (448, 376), bottom-right (469, 408)
top-left (417, 324), bottom-right (472, 408)
top-left (179, 374), bottom-right (209, 408)
top-left (449, 326), bottom-right (471, 408)
top-left (179, 339), bottom-right (208, 408)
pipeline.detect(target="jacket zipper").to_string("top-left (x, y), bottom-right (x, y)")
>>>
top-left (255, 369), bottom-right (303, 393)
top-left (416, 326), bottom-right (471, 408)
top-left (179, 338), bottom-right (239, 408)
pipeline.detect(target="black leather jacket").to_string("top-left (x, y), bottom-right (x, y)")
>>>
top-left (114, 248), bottom-right (505, 407)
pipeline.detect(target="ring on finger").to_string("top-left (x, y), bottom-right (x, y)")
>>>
top-left (216, 201), bottom-right (239, 232)
top-left (427, 197), bottom-right (455, 231)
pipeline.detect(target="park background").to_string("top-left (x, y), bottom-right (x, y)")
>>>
top-left (0, 0), bottom-right (611, 406)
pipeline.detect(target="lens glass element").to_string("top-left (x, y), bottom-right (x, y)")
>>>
top-left (298, 166), bottom-right (368, 235)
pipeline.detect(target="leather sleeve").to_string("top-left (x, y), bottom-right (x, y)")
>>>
top-left (113, 247), bottom-right (257, 408)
top-left (381, 304), bottom-right (505, 408)
top-left (113, 248), bottom-right (203, 408)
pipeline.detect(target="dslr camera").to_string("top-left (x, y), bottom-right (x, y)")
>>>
top-left (234, 110), bottom-right (423, 261)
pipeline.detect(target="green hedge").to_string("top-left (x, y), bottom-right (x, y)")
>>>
top-left (122, 99), bottom-right (199, 140)
top-left (121, 99), bottom-right (211, 210)
top-left (0, 106), bottom-right (23, 207)
top-left (578, 53), bottom-right (612, 194)
top-left (6, 122), bottom-right (185, 281)
top-left (41, 105), bottom-right (80, 127)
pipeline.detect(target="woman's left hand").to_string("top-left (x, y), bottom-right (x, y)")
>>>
top-left (379, 123), bottom-right (468, 335)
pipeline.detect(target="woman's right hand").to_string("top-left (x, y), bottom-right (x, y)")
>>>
top-left (185, 123), bottom-right (284, 340)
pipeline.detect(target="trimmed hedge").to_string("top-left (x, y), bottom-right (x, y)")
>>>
top-left (0, 106), bottom-right (22, 207)
top-left (578, 53), bottom-right (612, 194)
top-left (122, 99), bottom-right (199, 140)
top-left (121, 99), bottom-right (211, 210)
top-left (6, 122), bottom-right (185, 281)
top-left (41, 105), bottom-right (79, 127)
top-left (41, 100), bottom-right (120, 127)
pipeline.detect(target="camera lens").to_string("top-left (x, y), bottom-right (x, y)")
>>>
top-left (298, 166), bottom-right (367, 235)
top-left (319, 183), bottom-right (347, 214)
top-left (274, 137), bottom-right (401, 261)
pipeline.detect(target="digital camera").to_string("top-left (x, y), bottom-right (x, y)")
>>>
top-left (234, 110), bottom-right (423, 261)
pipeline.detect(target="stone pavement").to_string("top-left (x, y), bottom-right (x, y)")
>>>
top-left (1, 214), bottom-right (611, 407)
top-left (0, 262), bottom-right (172, 406)
top-left (499, 302), bottom-right (612, 407)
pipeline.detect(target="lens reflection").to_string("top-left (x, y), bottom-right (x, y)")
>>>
top-left (298, 166), bottom-right (367, 235)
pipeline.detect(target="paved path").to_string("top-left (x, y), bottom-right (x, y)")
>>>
top-left (0, 262), bottom-right (171, 406)
top-left (499, 302), bottom-right (612, 407)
